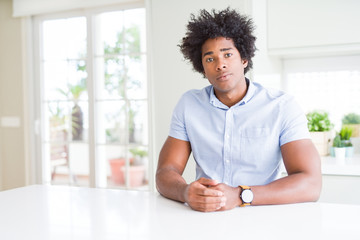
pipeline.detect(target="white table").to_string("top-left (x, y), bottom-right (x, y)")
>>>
top-left (0, 185), bottom-right (359, 240)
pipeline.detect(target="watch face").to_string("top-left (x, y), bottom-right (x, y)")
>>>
top-left (242, 189), bottom-right (254, 203)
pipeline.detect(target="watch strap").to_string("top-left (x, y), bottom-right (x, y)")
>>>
top-left (239, 185), bottom-right (252, 207)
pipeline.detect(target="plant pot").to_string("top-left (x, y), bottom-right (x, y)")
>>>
top-left (109, 158), bottom-right (126, 184)
top-left (334, 147), bottom-right (346, 164)
top-left (122, 165), bottom-right (145, 187)
top-left (309, 131), bottom-right (332, 156)
top-left (330, 146), bottom-right (335, 157)
top-left (345, 147), bottom-right (354, 158)
top-left (108, 158), bottom-right (145, 187)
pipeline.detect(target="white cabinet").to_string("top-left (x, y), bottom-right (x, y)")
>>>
top-left (267, 0), bottom-right (360, 56)
top-left (281, 155), bottom-right (360, 205)
top-left (320, 175), bottom-right (360, 205)
top-left (319, 156), bottom-right (360, 205)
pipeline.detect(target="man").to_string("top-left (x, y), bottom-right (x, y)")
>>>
top-left (156, 8), bottom-right (321, 212)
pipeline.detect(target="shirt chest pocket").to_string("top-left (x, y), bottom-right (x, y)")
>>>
top-left (242, 127), bottom-right (270, 138)
top-left (240, 127), bottom-right (272, 166)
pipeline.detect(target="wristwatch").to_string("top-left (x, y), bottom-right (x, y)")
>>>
top-left (239, 185), bottom-right (253, 207)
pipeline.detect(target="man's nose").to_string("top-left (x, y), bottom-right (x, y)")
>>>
top-left (216, 59), bottom-right (227, 71)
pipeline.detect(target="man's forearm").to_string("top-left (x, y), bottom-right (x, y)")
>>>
top-left (156, 167), bottom-right (188, 203)
top-left (251, 171), bottom-right (322, 205)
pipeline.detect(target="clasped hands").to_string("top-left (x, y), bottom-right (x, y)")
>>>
top-left (183, 177), bottom-right (241, 212)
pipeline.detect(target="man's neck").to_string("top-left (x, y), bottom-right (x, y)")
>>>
top-left (215, 78), bottom-right (249, 107)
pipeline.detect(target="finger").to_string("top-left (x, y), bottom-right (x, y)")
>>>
top-left (197, 195), bottom-right (226, 204)
top-left (192, 197), bottom-right (227, 212)
top-left (195, 185), bottom-right (223, 197)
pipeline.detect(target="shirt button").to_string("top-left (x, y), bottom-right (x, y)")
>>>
top-left (225, 159), bottom-right (230, 163)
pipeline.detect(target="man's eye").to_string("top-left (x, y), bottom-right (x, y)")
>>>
top-left (225, 53), bottom-right (232, 58)
top-left (206, 58), bottom-right (214, 63)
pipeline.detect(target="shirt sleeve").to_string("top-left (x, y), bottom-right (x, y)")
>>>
top-left (169, 93), bottom-right (189, 141)
top-left (279, 95), bottom-right (310, 146)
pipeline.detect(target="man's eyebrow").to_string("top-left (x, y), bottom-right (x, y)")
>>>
top-left (202, 48), bottom-right (233, 58)
top-left (220, 47), bottom-right (233, 52)
top-left (203, 51), bottom-right (213, 58)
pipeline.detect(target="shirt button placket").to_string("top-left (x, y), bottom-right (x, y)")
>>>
top-left (223, 109), bottom-right (233, 185)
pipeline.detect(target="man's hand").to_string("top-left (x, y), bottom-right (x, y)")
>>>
top-left (184, 178), bottom-right (226, 212)
top-left (209, 183), bottom-right (242, 211)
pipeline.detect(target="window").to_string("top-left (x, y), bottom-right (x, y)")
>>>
top-left (283, 55), bottom-right (360, 131)
top-left (36, 6), bottom-right (149, 190)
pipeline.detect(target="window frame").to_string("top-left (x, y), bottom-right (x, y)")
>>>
top-left (282, 55), bottom-right (360, 130)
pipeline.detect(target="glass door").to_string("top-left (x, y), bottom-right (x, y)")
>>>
top-left (39, 7), bottom-right (148, 190)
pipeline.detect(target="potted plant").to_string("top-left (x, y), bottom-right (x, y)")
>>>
top-left (342, 113), bottom-right (360, 137)
top-left (108, 148), bottom-right (147, 188)
top-left (129, 147), bottom-right (147, 165)
top-left (306, 110), bottom-right (334, 156)
top-left (332, 134), bottom-right (346, 164)
top-left (340, 126), bottom-right (354, 157)
top-left (127, 147), bottom-right (147, 187)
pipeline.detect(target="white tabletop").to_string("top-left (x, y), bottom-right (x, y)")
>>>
top-left (0, 185), bottom-right (359, 240)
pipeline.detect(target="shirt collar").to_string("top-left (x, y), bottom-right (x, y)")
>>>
top-left (209, 78), bottom-right (258, 109)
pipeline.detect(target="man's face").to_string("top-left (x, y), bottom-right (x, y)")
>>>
top-left (201, 37), bottom-right (248, 96)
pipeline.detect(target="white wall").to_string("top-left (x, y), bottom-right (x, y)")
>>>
top-left (0, 0), bottom-right (26, 190)
top-left (148, 0), bottom-right (250, 183)
top-left (251, 0), bottom-right (282, 89)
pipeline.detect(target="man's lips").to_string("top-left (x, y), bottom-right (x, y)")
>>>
top-left (216, 73), bottom-right (231, 80)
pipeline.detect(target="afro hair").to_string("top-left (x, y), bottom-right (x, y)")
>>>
top-left (179, 8), bottom-right (257, 75)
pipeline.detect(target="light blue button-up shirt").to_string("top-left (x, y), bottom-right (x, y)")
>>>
top-left (169, 79), bottom-right (310, 187)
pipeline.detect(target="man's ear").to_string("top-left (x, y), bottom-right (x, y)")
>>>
top-left (242, 59), bottom-right (248, 68)
top-left (202, 71), bottom-right (207, 79)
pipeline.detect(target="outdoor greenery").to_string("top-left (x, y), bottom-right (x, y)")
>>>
top-left (57, 75), bottom-right (86, 140)
top-left (129, 147), bottom-right (147, 166)
top-left (49, 104), bottom-right (67, 128)
top-left (103, 26), bottom-right (141, 97)
top-left (103, 25), bottom-right (142, 144)
top-left (306, 111), bottom-right (334, 132)
top-left (130, 147), bottom-right (147, 158)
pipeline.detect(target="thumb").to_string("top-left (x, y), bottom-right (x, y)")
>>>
top-left (197, 177), bottom-right (219, 187)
